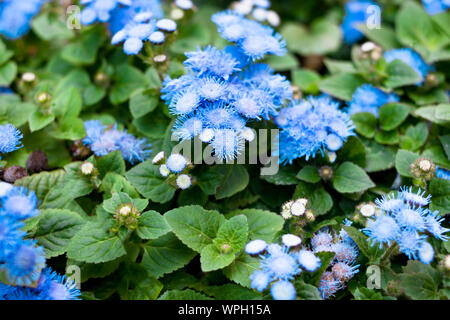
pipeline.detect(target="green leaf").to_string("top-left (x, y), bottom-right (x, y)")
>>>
top-left (141, 233), bottom-right (197, 279)
top-left (67, 222), bottom-right (126, 263)
top-left (96, 151), bottom-right (126, 178)
top-left (294, 182), bottom-right (333, 215)
top-left (0, 61), bottom-right (17, 86)
top-left (61, 28), bottom-right (103, 65)
top-left (400, 122), bottom-right (428, 151)
top-left (319, 73), bottom-right (365, 101)
top-left (126, 160), bottom-right (175, 203)
top-left (310, 251), bottom-right (335, 286)
top-left (324, 59), bottom-right (357, 74)
top-left (227, 209), bottom-right (284, 242)
top-left (50, 117), bottom-right (86, 141)
top-left (296, 166), bottom-right (320, 183)
top-left (164, 205), bottom-right (226, 253)
top-left (415, 104), bottom-right (450, 125)
top-left (379, 103), bottom-right (410, 131)
top-left (129, 90), bottom-right (159, 118)
top-left (267, 53), bottom-right (299, 71)
top-left (214, 215), bottom-right (248, 254)
top-left (342, 226), bottom-right (373, 260)
top-left (353, 288), bottom-right (386, 300)
top-left (429, 178), bottom-right (450, 213)
top-left (223, 253), bottom-right (259, 288)
top-left (294, 281), bottom-right (322, 300)
top-left (375, 129), bottom-right (400, 145)
top-left (215, 165), bottom-right (249, 200)
top-left (35, 209), bottom-right (85, 258)
top-left (103, 192), bottom-right (148, 214)
top-left (31, 12), bottom-right (74, 40)
top-left (384, 60), bottom-right (423, 88)
top-left (200, 244), bottom-right (236, 272)
top-left (337, 136), bottom-right (366, 168)
top-left (29, 111), bottom-right (55, 132)
top-left (292, 69), bottom-right (321, 94)
top-left (351, 112), bottom-right (377, 138)
top-left (110, 65), bottom-right (149, 104)
top-left (395, 149), bottom-right (420, 177)
top-left (364, 141), bottom-right (395, 172)
top-left (261, 166), bottom-right (298, 185)
top-left (15, 170), bottom-right (65, 200)
top-left (136, 210), bottom-right (171, 240)
top-left (51, 86), bottom-right (82, 119)
top-left (360, 26), bottom-right (399, 50)
top-left (333, 162), bottom-right (375, 193)
top-left (439, 134), bottom-right (450, 160)
top-left (158, 289), bottom-right (212, 300)
top-left (196, 165), bottom-right (226, 195)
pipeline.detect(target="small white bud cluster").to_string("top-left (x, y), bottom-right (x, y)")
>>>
top-left (80, 161), bottom-right (94, 175)
top-left (231, 0), bottom-right (280, 27)
top-left (155, 152), bottom-right (193, 190)
top-left (281, 198), bottom-right (309, 219)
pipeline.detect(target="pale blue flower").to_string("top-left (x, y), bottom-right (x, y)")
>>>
top-left (270, 280), bottom-right (296, 300)
top-left (422, 0), bottom-right (450, 15)
top-left (0, 187), bottom-right (40, 220)
top-left (341, 0), bottom-right (379, 44)
top-left (0, 0), bottom-right (47, 39)
top-left (364, 214), bottom-right (400, 248)
top-left (245, 239), bottom-right (268, 255)
top-left (348, 84), bottom-right (399, 116)
top-left (156, 18), bottom-right (177, 32)
top-left (111, 20), bottom-right (157, 55)
top-left (418, 241), bottom-right (434, 264)
top-left (175, 0), bottom-right (194, 10)
top-left (436, 166), bottom-right (450, 180)
top-left (166, 154), bottom-right (187, 173)
top-left (297, 249), bottom-right (321, 271)
top-left (149, 30), bottom-right (165, 44)
top-left (0, 124), bottom-right (23, 156)
top-left (384, 49), bottom-right (432, 84)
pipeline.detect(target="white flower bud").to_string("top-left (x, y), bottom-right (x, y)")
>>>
top-left (419, 159), bottom-right (432, 171)
top-left (360, 204), bottom-right (376, 217)
top-left (159, 164), bottom-right (170, 177)
top-left (152, 151), bottom-right (165, 164)
top-left (176, 174), bottom-right (192, 190)
top-left (120, 205), bottom-right (132, 216)
top-left (80, 162), bottom-right (94, 175)
top-left (266, 10), bottom-right (280, 27)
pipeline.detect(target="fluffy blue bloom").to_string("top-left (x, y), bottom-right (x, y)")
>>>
top-left (108, 0), bottom-right (163, 34)
top-left (166, 154), bottom-right (187, 173)
top-left (384, 49), bottom-right (432, 84)
top-left (0, 124), bottom-right (23, 156)
top-left (418, 241), bottom-right (434, 264)
top-left (422, 0), bottom-right (450, 15)
top-left (80, 0), bottom-right (131, 25)
top-left (83, 120), bottom-right (151, 164)
top-left (211, 10), bottom-right (286, 61)
top-left (0, 216), bottom-right (25, 260)
top-left (332, 241), bottom-right (359, 264)
top-left (436, 166), bottom-right (450, 180)
top-left (175, 0), bottom-right (194, 10)
top-left (2, 240), bottom-right (46, 287)
top-left (0, 87), bottom-right (13, 95)
top-left (0, 187), bottom-right (40, 220)
top-left (111, 18), bottom-right (157, 55)
top-left (37, 268), bottom-right (81, 300)
top-left (0, 0), bottom-right (47, 39)
top-left (363, 186), bottom-right (448, 263)
top-left (245, 239), bottom-right (268, 255)
top-left (348, 84), bottom-right (399, 116)
top-left (275, 95), bottom-right (355, 164)
top-left (332, 262), bottom-right (360, 282)
top-left (297, 249), bottom-right (321, 271)
top-left (270, 280), bottom-right (296, 300)
top-left (318, 271), bottom-right (343, 299)
top-left (341, 0), bottom-right (379, 44)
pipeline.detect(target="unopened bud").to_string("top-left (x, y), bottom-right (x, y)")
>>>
top-left (36, 92), bottom-right (51, 104)
top-left (153, 54), bottom-right (167, 63)
top-left (80, 161), bottom-right (94, 175)
top-left (22, 72), bottom-right (36, 83)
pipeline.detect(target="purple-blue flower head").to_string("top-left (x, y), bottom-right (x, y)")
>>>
top-left (0, 0), bottom-right (47, 39)
top-left (347, 84), bottom-right (399, 116)
top-left (275, 95), bottom-right (355, 164)
top-left (341, 0), bottom-right (379, 44)
top-left (80, 0), bottom-right (131, 25)
top-left (363, 214), bottom-right (400, 248)
top-left (422, 0), bottom-right (450, 15)
top-left (37, 268), bottom-right (81, 300)
top-left (436, 166), bottom-right (450, 180)
top-left (0, 124), bottom-right (23, 156)
top-left (0, 187), bottom-right (39, 220)
top-left (384, 49), bottom-right (432, 84)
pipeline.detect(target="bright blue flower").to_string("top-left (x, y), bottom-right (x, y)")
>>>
top-left (363, 214), bottom-right (400, 248)
top-left (318, 271), bottom-right (343, 300)
top-left (184, 46), bottom-right (241, 80)
top-left (418, 241), bottom-right (434, 264)
top-left (394, 206), bottom-right (426, 231)
top-left (212, 10), bottom-right (286, 60)
top-left (0, 216), bottom-right (25, 260)
top-left (275, 95), bottom-right (355, 164)
top-left (270, 280), bottom-right (296, 300)
top-left (166, 154), bottom-right (187, 173)
top-left (80, 0), bottom-right (131, 25)
top-left (341, 0), bottom-right (379, 44)
top-left (37, 268), bottom-right (81, 300)
top-left (108, 0), bottom-right (163, 34)
top-left (149, 30), bottom-right (165, 44)
top-left (83, 121), bottom-right (151, 163)
top-left (422, 0), bottom-right (450, 15)
top-left (397, 231), bottom-right (426, 259)
top-left (384, 49), bottom-right (432, 84)
top-left (375, 193), bottom-right (404, 213)
top-left (2, 240), bottom-right (46, 287)
top-left (436, 166), bottom-right (450, 180)
top-left (0, 187), bottom-right (40, 220)
top-left (297, 249), bottom-right (321, 271)
top-left (331, 262), bottom-right (360, 282)
top-left (424, 210), bottom-right (449, 240)
top-left (175, 0), bottom-right (194, 10)
top-left (332, 241), bottom-right (359, 264)
top-left (0, 0), bottom-right (47, 39)
top-left (0, 124), bottom-right (23, 156)
top-left (0, 86), bottom-right (13, 95)
top-left (347, 84), bottom-right (399, 116)
top-left (250, 270), bottom-right (271, 292)
top-left (399, 186), bottom-right (431, 207)
top-left (111, 19), bottom-right (157, 55)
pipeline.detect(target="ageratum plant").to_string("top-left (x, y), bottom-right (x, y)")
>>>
top-left (0, 0), bottom-right (448, 302)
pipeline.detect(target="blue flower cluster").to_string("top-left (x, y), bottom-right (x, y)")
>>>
top-left (422, 0), bottom-right (450, 15)
top-left (436, 166), bottom-right (450, 180)
top-left (275, 95), bottom-right (355, 164)
top-left (363, 186), bottom-right (449, 264)
top-left (246, 234), bottom-right (321, 300)
top-left (0, 0), bottom-right (47, 39)
top-left (211, 10), bottom-right (286, 61)
top-left (384, 48), bottom-right (432, 85)
top-left (341, 0), bottom-right (379, 44)
top-left (80, 0), bottom-right (175, 54)
top-left (162, 11), bottom-right (292, 160)
top-left (0, 183), bottom-right (80, 300)
top-left (312, 224), bottom-right (360, 299)
top-left (83, 120), bottom-right (151, 164)
top-left (0, 124), bottom-right (23, 160)
top-left (348, 84), bottom-right (399, 116)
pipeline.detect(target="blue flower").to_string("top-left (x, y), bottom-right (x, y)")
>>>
top-left (80, 0), bottom-right (131, 25)
top-left (149, 30), bottom-right (165, 44)
top-left (211, 10), bottom-right (286, 60)
top-left (297, 249), bottom-right (321, 271)
top-left (422, 0), bottom-right (450, 15)
top-left (166, 154), bottom-right (187, 173)
top-left (245, 239), bottom-right (268, 255)
top-left (175, 0), bottom-right (194, 10)
top-left (0, 0), bottom-right (47, 39)
top-left (2, 240), bottom-right (46, 287)
top-left (347, 84), bottom-right (399, 116)
top-left (318, 271), bottom-right (343, 299)
top-left (332, 241), bottom-right (359, 264)
top-left (184, 46), bottom-right (241, 80)
top-left (397, 231), bottom-right (427, 259)
top-left (156, 18), bottom-right (177, 32)
top-left (275, 95), bottom-right (355, 164)
top-left (270, 280), bottom-right (296, 300)
top-left (384, 49), bottom-right (432, 84)
top-left (83, 121), bottom-right (151, 164)
top-left (436, 166), bottom-right (450, 180)
top-left (418, 241), bottom-right (435, 264)
top-left (364, 214), bottom-right (400, 248)
top-left (111, 19), bottom-right (157, 55)
top-left (0, 124), bottom-right (23, 156)
top-left (0, 187), bottom-right (40, 220)
top-left (424, 210), bottom-right (449, 240)
top-left (394, 207), bottom-right (426, 231)
top-left (311, 230), bottom-right (334, 251)
top-left (399, 186), bottom-right (431, 207)
top-left (341, 0), bottom-right (379, 44)
top-left (37, 268), bottom-right (81, 300)
top-left (250, 270), bottom-right (271, 292)
top-left (108, 0), bottom-right (163, 34)
top-left (0, 216), bottom-right (25, 260)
